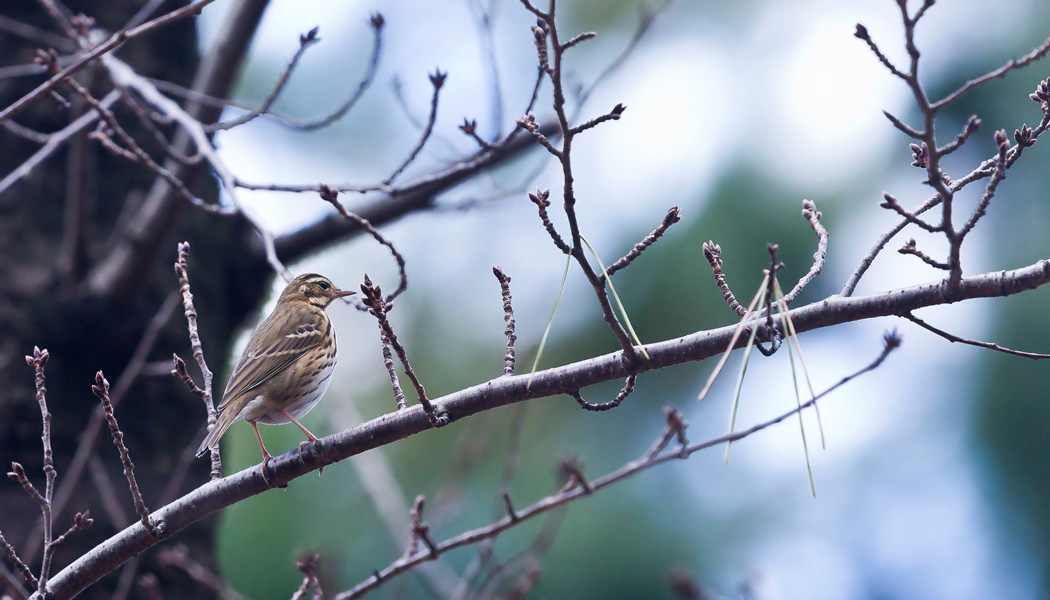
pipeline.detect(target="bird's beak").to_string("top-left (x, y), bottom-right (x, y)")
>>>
top-left (332, 288), bottom-right (356, 298)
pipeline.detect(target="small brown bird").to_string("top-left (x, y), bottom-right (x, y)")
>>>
top-left (196, 273), bottom-right (354, 471)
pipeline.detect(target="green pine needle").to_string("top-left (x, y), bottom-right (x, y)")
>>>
top-left (774, 278), bottom-right (826, 449)
top-left (528, 253), bottom-right (572, 390)
top-left (775, 281), bottom-right (816, 497)
top-left (579, 234), bottom-right (649, 360)
top-left (724, 279), bottom-right (767, 464)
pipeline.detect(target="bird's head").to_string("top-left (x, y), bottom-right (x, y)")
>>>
top-left (278, 274), bottom-right (355, 308)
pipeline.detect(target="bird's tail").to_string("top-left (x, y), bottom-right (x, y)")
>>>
top-left (196, 410), bottom-right (237, 457)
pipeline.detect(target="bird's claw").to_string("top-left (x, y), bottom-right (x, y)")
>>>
top-left (297, 440), bottom-right (324, 477)
top-left (259, 454), bottom-right (275, 484)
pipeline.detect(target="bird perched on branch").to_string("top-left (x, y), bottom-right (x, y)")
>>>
top-left (196, 273), bottom-right (354, 475)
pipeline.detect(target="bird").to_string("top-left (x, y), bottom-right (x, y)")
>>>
top-left (196, 273), bottom-right (355, 475)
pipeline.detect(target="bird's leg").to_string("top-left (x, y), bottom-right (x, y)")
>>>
top-left (250, 420), bottom-right (275, 483)
top-left (280, 408), bottom-right (323, 475)
top-left (280, 408), bottom-right (319, 441)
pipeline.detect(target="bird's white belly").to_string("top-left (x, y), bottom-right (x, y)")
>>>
top-left (250, 335), bottom-right (337, 425)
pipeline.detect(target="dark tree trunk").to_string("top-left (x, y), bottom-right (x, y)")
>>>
top-left (1, 1), bottom-right (271, 597)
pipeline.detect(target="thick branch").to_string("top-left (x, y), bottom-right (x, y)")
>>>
top-left (38, 260), bottom-right (1050, 599)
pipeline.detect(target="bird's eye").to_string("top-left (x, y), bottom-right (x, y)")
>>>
top-left (316, 280), bottom-right (330, 291)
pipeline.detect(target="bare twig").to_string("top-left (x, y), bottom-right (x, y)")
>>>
top-left (604, 206), bottom-right (680, 279)
top-left (493, 266), bottom-right (517, 376)
top-left (702, 241), bottom-right (746, 317)
top-left (568, 103), bottom-right (625, 135)
top-left (898, 239), bottom-right (949, 270)
top-left (318, 186), bottom-right (408, 303)
top-left (207, 26), bottom-right (321, 131)
top-left (933, 34), bottom-right (1050, 111)
top-left (280, 13), bottom-right (385, 131)
top-left (0, 529), bottom-right (36, 590)
top-left (385, 70), bottom-right (446, 184)
top-left (528, 188), bottom-right (570, 254)
top-left (359, 275), bottom-right (446, 425)
top-left (0, 87), bottom-right (119, 202)
top-left (569, 375), bottom-right (636, 411)
top-left (336, 332), bottom-right (900, 599)
top-left (459, 118), bottom-right (494, 150)
top-left (0, 14), bottom-right (75, 50)
top-left (0, 0), bottom-right (221, 125)
top-left (646, 406), bottom-right (689, 460)
top-left (290, 554), bottom-right (322, 600)
top-left (781, 200), bottom-right (829, 305)
top-left (173, 242), bottom-right (220, 478)
top-left (405, 496), bottom-right (439, 558)
top-left (380, 337), bottom-right (408, 411)
top-left (901, 312), bottom-right (1050, 359)
top-left (91, 372), bottom-right (162, 537)
top-left (37, 261), bottom-right (1050, 599)
top-left (46, 292), bottom-right (177, 538)
top-left (45, 65), bottom-right (231, 216)
top-left (22, 347), bottom-right (55, 597)
top-left (102, 55), bottom-right (291, 279)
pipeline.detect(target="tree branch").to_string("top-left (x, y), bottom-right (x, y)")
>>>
top-left (36, 259), bottom-right (1050, 599)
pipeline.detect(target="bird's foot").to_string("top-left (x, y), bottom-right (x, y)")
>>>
top-left (259, 453), bottom-right (275, 484)
top-left (297, 440), bottom-right (324, 477)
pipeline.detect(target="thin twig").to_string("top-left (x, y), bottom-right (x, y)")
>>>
top-left (646, 406), bottom-right (689, 460)
top-left (290, 554), bottom-right (322, 600)
top-left (902, 312), bottom-right (1050, 359)
top-left (0, 89), bottom-right (118, 197)
top-left (207, 26), bottom-right (321, 132)
top-left (318, 186), bottom-right (408, 302)
top-left (336, 332), bottom-right (900, 599)
top-left (932, 34), bottom-right (1050, 111)
top-left (45, 292), bottom-right (177, 539)
top-left (385, 70), bottom-right (445, 184)
top-left (604, 206), bottom-right (680, 279)
top-left (102, 55), bottom-right (291, 279)
top-left (360, 276), bottom-right (446, 425)
top-left (569, 375), bottom-right (636, 412)
top-left (0, 0), bottom-right (221, 125)
top-left (781, 199), bottom-right (829, 305)
top-left (493, 266), bottom-right (517, 376)
top-left (174, 242), bottom-right (221, 478)
top-left (48, 66), bottom-right (232, 215)
top-left (527, 188), bottom-right (570, 254)
top-left (0, 529), bottom-right (37, 590)
top-left (23, 347), bottom-right (54, 597)
top-left (91, 372), bottom-right (162, 537)
top-left (702, 241), bottom-right (746, 317)
top-left (280, 14), bottom-right (385, 131)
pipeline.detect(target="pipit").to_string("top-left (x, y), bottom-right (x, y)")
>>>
top-left (196, 273), bottom-right (354, 475)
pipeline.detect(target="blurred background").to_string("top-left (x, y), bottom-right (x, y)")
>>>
top-left (193, 0), bottom-right (1050, 598)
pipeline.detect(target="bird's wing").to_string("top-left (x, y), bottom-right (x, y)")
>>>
top-left (216, 307), bottom-right (330, 413)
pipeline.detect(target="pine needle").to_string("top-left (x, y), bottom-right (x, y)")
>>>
top-left (528, 253), bottom-right (572, 390)
top-left (774, 278), bottom-right (825, 449)
top-left (724, 284), bottom-right (766, 464)
top-left (579, 234), bottom-right (650, 359)
top-left (697, 272), bottom-right (770, 402)
top-left (774, 282), bottom-right (816, 496)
